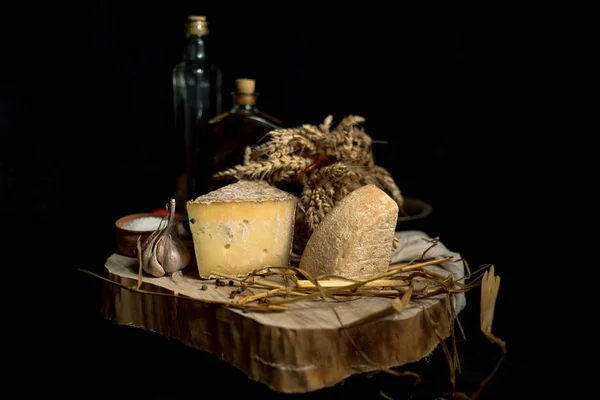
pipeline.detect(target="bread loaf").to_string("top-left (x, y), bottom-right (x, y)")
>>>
top-left (298, 184), bottom-right (399, 280)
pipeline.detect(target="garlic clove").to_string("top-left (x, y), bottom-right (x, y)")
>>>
top-left (148, 236), bottom-right (167, 277)
top-left (161, 232), bottom-right (191, 274)
top-left (155, 234), bottom-right (166, 265)
top-left (142, 228), bottom-right (166, 277)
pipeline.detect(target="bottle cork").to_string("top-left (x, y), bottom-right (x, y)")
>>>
top-left (235, 78), bottom-right (256, 105)
top-left (235, 78), bottom-right (255, 94)
top-left (186, 15), bottom-right (209, 36)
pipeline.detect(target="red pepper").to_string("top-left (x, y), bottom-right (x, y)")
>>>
top-left (298, 153), bottom-right (326, 175)
top-left (151, 208), bottom-right (183, 220)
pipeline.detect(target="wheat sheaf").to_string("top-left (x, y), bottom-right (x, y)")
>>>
top-left (213, 114), bottom-right (404, 249)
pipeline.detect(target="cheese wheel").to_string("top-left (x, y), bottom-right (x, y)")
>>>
top-left (187, 180), bottom-right (298, 279)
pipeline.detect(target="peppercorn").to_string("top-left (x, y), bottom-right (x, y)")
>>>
top-left (201, 284), bottom-right (208, 291)
top-left (229, 280), bottom-right (234, 286)
top-left (229, 293), bottom-right (235, 299)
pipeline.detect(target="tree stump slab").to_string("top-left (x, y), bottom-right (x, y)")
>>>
top-left (101, 231), bottom-right (465, 393)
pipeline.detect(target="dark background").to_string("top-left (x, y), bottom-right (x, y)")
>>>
top-left (2, 3), bottom-right (543, 399)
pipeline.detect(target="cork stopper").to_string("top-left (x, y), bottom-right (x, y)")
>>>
top-left (186, 15), bottom-right (209, 36)
top-left (235, 78), bottom-right (257, 106)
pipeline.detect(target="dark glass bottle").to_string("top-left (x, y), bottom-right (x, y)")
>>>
top-left (172, 16), bottom-right (222, 212)
top-left (207, 78), bottom-right (282, 191)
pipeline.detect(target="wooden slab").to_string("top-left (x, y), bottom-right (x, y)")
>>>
top-left (100, 231), bottom-right (465, 393)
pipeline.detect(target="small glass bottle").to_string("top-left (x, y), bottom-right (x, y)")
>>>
top-left (172, 16), bottom-right (222, 212)
top-left (207, 78), bottom-right (282, 191)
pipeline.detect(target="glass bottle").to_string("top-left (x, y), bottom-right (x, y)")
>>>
top-left (207, 78), bottom-right (282, 191)
top-left (172, 15), bottom-right (222, 212)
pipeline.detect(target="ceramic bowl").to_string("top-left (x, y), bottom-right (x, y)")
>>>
top-left (115, 213), bottom-right (167, 257)
top-left (396, 197), bottom-right (434, 232)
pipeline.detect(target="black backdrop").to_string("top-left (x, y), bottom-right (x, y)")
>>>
top-left (2, 3), bottom-right (541, 399)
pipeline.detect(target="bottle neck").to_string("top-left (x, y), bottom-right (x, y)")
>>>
top-left (230, 92), bottom-right (258, 113)
top-left (184, 35), bottom-right (207, 60)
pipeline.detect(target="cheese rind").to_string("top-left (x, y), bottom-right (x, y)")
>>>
top-left (187, 180), bottom-right (298, 279)
top-left (299, 184), bottom-right (399, 280)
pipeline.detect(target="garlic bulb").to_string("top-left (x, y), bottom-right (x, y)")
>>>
top-left (141, 199), bottom-right (191, 277)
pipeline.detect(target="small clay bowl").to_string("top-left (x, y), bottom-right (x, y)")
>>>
top-left (115, 213), bottom-right (167, 257)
